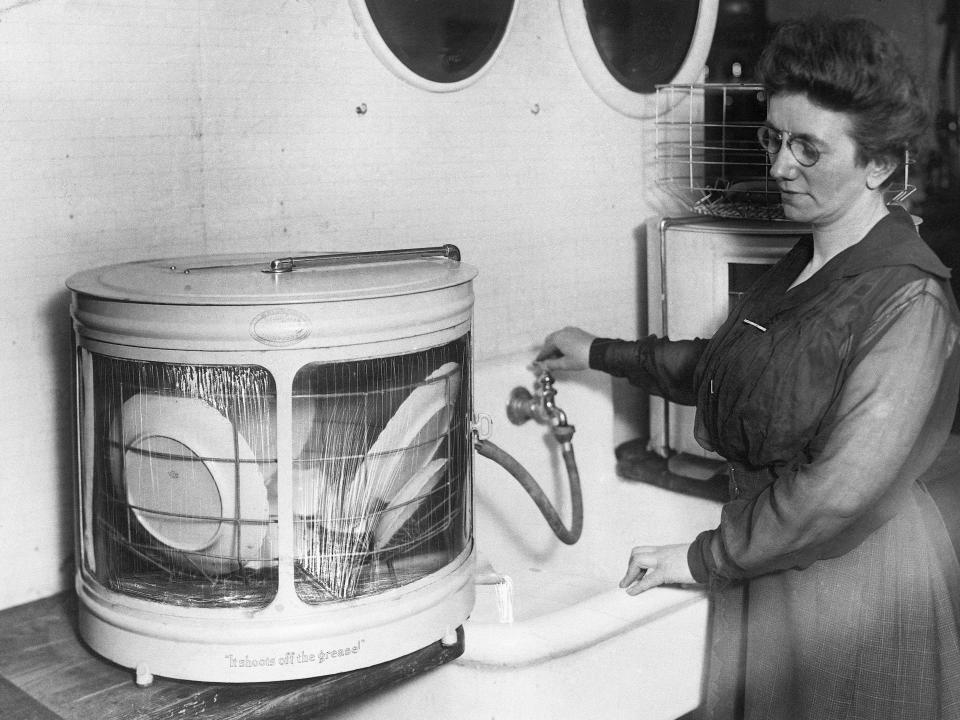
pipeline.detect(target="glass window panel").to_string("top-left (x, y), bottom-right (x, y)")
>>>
top-left (584, 0), bottom-right (701, 93)
top-left (364, 0), bottom-right (514, 83)
top-left (78, 351), bottom-right (278, 609)
top-left (292, 336), bottom-right (472, 604)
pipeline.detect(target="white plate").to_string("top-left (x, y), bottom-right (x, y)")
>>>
top-left (373, 458), bottom-right (448, 550)
top-left (121, 394), bottom-right (270, 576)
top-left (353, 362), bottom-right (461, 507)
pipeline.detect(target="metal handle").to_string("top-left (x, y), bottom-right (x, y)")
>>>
top-left (263, 244), bottom-right (461, 274)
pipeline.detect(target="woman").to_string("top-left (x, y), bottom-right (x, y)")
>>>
top-left (538, 17), bottom-right (960, 720)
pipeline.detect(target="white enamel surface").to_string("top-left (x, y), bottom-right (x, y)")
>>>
top-left (77, 547), bottom-right (476, 683)
top-left (66, 253), bottom-right (478, 305)
top-left (68, 257), bottom-right (476, 351)
top-left (325, 352), bottom-right (724, 720)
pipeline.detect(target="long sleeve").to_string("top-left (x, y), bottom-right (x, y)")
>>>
top-left (589, 335), bottom-right (709, 406)
top-left (689, 279), bottom-right (960, 582)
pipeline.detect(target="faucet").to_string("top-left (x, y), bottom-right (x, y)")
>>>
top-left (506, 370), bottom-right (569, 429)
top-left (476, 369), bottom-right (582, 544)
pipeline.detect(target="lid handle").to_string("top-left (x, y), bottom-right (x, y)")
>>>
top-left (264, 245), bottom-right (461, 274)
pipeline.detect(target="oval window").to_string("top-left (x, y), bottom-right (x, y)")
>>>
top-left (352, 0), bottom-right (517, 92)
top-left (561, 0), bottom-right (719, 117)
top-left (585, 0), bottom-right (701, 93)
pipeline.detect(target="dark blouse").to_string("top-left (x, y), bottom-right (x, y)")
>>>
top-left (590, 207), bottom-right (960, 718)
top-left (592, 207), bottom-right (960, 582)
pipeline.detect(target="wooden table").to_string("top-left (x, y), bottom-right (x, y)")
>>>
top-left (0, 593), bottom-right (462, 719)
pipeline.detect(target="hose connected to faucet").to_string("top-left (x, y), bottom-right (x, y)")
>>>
top-left (474, 370), bottom-right (583, 545)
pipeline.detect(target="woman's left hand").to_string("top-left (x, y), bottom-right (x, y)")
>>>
top-left (619, 543), bottom-right (696, 595)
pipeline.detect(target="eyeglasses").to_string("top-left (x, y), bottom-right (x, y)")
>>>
top-left (757, 125), bottom-right (821, 167)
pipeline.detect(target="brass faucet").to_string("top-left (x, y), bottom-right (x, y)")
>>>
top-left (506, 370), bottom-right (569, 429)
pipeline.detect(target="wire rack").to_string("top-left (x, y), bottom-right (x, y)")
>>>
top-left (655, 83), bottom-right (915, 220)
top-left (87, 344), bottom-right (471, 609)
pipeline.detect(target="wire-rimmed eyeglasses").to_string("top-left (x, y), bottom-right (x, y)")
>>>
top-left (757, 125), bottom-right (820, 167)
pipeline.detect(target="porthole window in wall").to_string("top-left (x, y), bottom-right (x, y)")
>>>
top-left (351, 0), bottom-right (517, 92)
top-left (560, 0), bottom-right (719, 117)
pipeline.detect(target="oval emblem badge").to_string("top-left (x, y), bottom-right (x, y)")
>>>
top-left (250, 309), bottom-right (311, 347)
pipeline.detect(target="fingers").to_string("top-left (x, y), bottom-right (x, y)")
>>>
top-left (537, 330), bottom-right (567, 362)
top-left (534, 327), bottom-right (594, 372)
top-left (534, 345), bottom-right (566, 373)
top-left (534, 354), bottom-right (578, 373)
top-left (534, 347), bottom-right (563, 362)
top-left (619, 566), bottom-right (650, 594)
top-left (620, 543), bottom-right (697, 596)
top-left (619, 546), bottom-right (660, 596)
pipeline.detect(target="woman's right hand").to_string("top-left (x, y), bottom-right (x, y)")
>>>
top-left (534, 326), bottom-right (597, 372)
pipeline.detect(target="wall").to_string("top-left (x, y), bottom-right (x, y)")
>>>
top-left (0, 0), bottom-right (666, 610)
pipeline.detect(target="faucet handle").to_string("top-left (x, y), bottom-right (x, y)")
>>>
top-left (534, 370), bottom-right (557, 404)
top-left (535, 368), bottom-right (555, 387)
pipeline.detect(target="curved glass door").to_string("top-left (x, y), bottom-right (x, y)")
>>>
top-left (291, 337), bottom-right (473, 604)
top-left (77, 351), bottom-right (279, 609)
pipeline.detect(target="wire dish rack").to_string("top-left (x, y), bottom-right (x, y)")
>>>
top-left (92, 350), bottom-right (469, 610)
top-left (654, 83), bottom-right (915, 221)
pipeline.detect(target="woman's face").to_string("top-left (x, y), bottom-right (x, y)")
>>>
top-left (764, 92), bottom-right (892, 227)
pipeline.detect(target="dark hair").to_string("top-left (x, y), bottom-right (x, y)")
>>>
top-left (756, 16), bottom-right (928, 167)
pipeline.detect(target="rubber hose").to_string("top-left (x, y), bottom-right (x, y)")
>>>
top-left (474, 436), bottom-right (583, 545)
